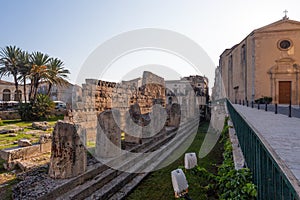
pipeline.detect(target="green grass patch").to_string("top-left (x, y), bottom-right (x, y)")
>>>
top-left (1, 120), bottom-right (31, 127)
top-left (0, 117), bottom-right (61, 150)
top-left (126, 122), bottom-right (224, 200)
top-left (0, 132), bottom-right (40, 150)
top-left (1, 115), bottom-right (62, 127)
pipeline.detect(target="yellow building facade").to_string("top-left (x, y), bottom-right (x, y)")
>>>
top-left (220, 17), bottom-right (300, 104)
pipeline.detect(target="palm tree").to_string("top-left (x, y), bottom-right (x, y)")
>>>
top-left (0, 46), bottom-right (22, 101)
top-left (17, 50), bottom-right (31, 103)
top-left (46, 58), bottom-right (70, 96)
top-left (29, 51), bottom-right (50, 102)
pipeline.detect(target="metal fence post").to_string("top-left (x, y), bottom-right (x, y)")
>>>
top-left (289, 101), bottom-right (292, 117)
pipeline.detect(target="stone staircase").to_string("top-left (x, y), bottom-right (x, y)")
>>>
top-left (39, 118), bottom-right (200, 200)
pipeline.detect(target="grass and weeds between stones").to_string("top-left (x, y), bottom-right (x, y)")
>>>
top-left (127, 118), bottom-right (257, 200)
top-left (190, 118), bottom-right (257, 200)
top-left (0, 116), bottom-right (63, 200)
top-left (0, 115), bottom-right (63, 150)
top-left (126, 121), bottom-right (223, 200)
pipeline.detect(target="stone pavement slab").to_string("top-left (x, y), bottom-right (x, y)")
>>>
top-left (233, 104), bottom-right (300, 183)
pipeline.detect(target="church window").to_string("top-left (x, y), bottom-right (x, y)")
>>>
top-left (278, 39), bottom-right (292, 50)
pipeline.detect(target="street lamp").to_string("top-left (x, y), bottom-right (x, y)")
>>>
top-left (184, 153), bottom-right (197, 169)
top-left (171, 169), bottom-right (192, 200)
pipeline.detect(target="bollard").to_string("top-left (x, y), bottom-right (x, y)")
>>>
top-left (251, 101), bottom-right (254, 108)
top-left (265, 103), bottom-right (267, 111)
top-left (275, 104), bottom-right (278, 114)
top-left (235, 99), bottom-right (237, 104)
top-left (289, 101), bottom-right (292, 117)
top-left (246, 100), bottom-right (249, 107)
top-left (239, 100), bottom-right (241, 105)
top-left (242, 100), bottom-right (245, 106)
top-left (258, 103), bottom-right (260, 110)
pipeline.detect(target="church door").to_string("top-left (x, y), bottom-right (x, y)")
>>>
top-left (279, 81), bottom-right (291, 104)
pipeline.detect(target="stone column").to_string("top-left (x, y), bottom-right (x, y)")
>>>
top-left (124, 103), bottom-right (142, 144)
top-left (168, 103), bottom-right (181, 128)
top-left (49, 120), bottom-right (87, 179)
top-left (95, 110), bottom-right (121, 158)
top-left (142, 104), bottom-right (167, 141)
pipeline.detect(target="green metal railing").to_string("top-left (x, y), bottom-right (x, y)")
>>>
top-left (226, 99), bottom-right (300, 200)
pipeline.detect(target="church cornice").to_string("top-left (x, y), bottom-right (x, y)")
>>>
top-left (221, 18), bottom-right (300, 57)
top-left (254, 19), bottom-right (300, 33)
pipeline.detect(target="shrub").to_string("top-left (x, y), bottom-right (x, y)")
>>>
top-left (19, 94), bottom-right (55, 121)
top-left (216, 118), bottom-right (257, 200)
top-left (188, 117), bottom-right (257, 199)
top-left (19, 103), bottom-right (33, 121)
top-left (255, 96), bottom-right (272, 104)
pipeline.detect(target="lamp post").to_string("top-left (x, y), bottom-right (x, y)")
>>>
top-left (184, 153), bottom-right (197, 169)
top-left (171, 169), bottom-right (192, 200)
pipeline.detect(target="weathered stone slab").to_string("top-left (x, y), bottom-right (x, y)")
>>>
top-left (0, 129), bottom-right (8, 134)
top-left (0, 126), bottom-right (24, 134)
top-left (32, 121), bottom-right (50, 131)
top-left (49, 120), bottom-right (87, 179)
top-left (0, 145), bottom-right (41, 170)
top-left (18, 139), bottom-right (32, 147)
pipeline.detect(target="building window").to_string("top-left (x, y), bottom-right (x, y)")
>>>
top-left (14, 90), bottom-right (22, 101)
top-left (241, 44), bottom-right (247, 65)
top-left (3, 89), bottom-right (11, 101)
top-left (278, 39), bottom-right (292, 50)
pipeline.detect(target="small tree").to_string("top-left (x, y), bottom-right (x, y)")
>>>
top-left (32, 94), bottom-right (55, 119)
top-left (29, 52), bottom-right (50, 102)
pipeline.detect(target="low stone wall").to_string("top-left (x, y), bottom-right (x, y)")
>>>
top-left (0, 138), bottom-right (52, 170)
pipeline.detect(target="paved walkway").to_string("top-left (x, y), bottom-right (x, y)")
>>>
top-left (241, 103), bottom-right (300, 118)
top-left (233, 104), bottom-right (300, 184)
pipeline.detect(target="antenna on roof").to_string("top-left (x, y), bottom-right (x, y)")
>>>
top-left (283, 9), bottom-right (289, 20)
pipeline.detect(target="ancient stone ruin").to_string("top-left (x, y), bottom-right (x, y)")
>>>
top-left (12, 72), bottom-right (209, 199)
top-left (48, 120), bottom-right (87, 179)
top-left (95, 110), bottom-right (121, 158)
top-left (0, 134), bottom-right (52, 170)
top-left (47, 71), bottom-right (206, 176)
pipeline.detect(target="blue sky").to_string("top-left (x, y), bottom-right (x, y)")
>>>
top-left (1, 0), bottom-right (300, 87)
